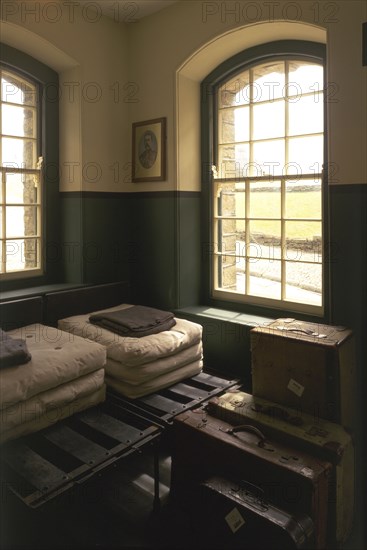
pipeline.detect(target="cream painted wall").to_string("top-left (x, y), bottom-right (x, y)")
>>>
top-left (1, 1), bottom-right (366, 192)
top-left (1, 1), bottom-right (130, 192)
top-left (126, 0), bottom-right (367, 191)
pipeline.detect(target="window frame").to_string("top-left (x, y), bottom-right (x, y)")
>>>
top-left (0, 43), bottom-right (59, 290)
top-left (201, 40), bottom-right (329, 319)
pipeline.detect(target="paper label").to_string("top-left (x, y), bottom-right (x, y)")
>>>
top-left (287, 378), bottom-right (305, 397)
top-left (225, 507), bottom-right (245, 533)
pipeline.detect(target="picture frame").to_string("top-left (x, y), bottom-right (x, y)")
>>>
top-left (132, 117), bottom-right (166, 182)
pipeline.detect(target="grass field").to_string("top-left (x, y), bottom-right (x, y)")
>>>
top-left (234, 190), bottom-right (322, 240)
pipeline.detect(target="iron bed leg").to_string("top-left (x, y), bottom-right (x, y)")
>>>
top-left (152, 438), bottom-right (161, 515)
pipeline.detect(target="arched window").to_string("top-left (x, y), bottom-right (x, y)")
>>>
top-left (1, 44), bottom-right (59, 285)
top-left (0, 67), bottom-right (42, 277)
top-left (202, 41), bottom-right (327, 316)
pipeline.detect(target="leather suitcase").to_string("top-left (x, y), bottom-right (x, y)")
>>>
top-left (207, 390), bottom-right (355, 547)
top-left (191, 475), bottom-right (315, 549)
top-left (171, 409), bottom-right (332, 549)
top-left (250, 318), bottom-right (355, 430)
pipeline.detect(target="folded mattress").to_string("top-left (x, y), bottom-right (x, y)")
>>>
top-left (0, 324), bottom-right (107, 443)
top-left (106, 359), bottom-right (203, 399)
top-left (58, 305), bottom-right (202, 365)
top-left (106, 342), bottom-right (203, 385)
top-left (1, 380), bottom-right (106, 444)
top-left (0, 324), bottom-right (107, 410)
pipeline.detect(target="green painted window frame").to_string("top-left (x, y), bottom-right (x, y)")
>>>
top-left (201, 40), bottom-right (329, 320)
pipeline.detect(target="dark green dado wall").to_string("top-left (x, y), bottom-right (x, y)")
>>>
top-left (59, 183), bottom-right (366, 389)
top-left (60, 185), bottom-right (366, 348)
top-left (60, 191), bottom-right (202, 308)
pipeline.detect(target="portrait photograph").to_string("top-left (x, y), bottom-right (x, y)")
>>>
top-left (132, 117), bottom-right (166, 182)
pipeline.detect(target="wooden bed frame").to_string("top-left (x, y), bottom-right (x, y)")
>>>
top-left (0, 281), bottom-right (239, 509)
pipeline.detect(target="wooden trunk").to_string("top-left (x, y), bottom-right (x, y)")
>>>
top-left (250, 319), bottom-right (355, 431)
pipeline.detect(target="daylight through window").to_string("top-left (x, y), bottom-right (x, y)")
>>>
top-left (0, 67), bottom-right (43, 278)
top-left (212, 59), bottom-right (324, 313)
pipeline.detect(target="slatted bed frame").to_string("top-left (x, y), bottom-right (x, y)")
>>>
top-left (0, 282), bottom-right (239, 510)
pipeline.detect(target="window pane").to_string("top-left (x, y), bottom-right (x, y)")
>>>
top-left (217, 219), bottom-right (246, 254)
top-left (2, 137), bottom-right (37, 168)
top-left (249, 220), bottom-right (281, 259)
top-left (2, 105), bottom-right (36, 138)
top-left (288, 94), bottom-right (323, 136)
top-left (214, 254), bottom-right (244, 292)
top-left (253, 100), bottom-right (285, 140)
top-left (218, 72), bottom-right (250, 108)
top-left (6, 206), bottom-right (38, 237)
top-left (5, 238), bottom-right (39, 271)
top-left (249, 180), bottom-right (281, 219)
top-left (286, 179), bottom-right (322, 219)
top-left (285, 261), bottom-right (322, 306)
top-left (1, 72), bottom-right (37, 106)
top-left (216, 182), bottom-right (246, 217)
top-left (218, 143), bottom-right (249, 178)
top-left (218, 106), bottom-right (249, 143)
top-left (288, 135), bottom-right (323, 175)
top-left (285, 221), bottom-right (322, 263)
top-left (288, 61), bottom-right (324, 96)
top-left (249, 259), bottom-right (281, 299)
top-left (253, 62), bottom-right (285, 102)
top-left (252, 140), bottom-right (285, 176)
top-left (6, 173), bottom-right (39, 204)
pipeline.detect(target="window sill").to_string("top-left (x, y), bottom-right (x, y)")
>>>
top-left (0, 283), bottom-right (88, 303)
top-left (175, 305), bottom-right (274, 328)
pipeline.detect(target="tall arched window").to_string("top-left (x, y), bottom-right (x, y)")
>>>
top-left (1, 44), bottom-right (59, 286)
top-left (0, 67), bottom-right (42, 278)
top-left (202, 41), bottom-right (327, 316)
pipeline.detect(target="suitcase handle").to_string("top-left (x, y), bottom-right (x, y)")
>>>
top-left (226, 424), bottom-right (267, 447)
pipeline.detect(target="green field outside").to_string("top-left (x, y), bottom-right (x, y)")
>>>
top-left (235, 190), bottom-right (321, 240)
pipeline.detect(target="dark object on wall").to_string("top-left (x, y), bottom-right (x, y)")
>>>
top-left (171, 409), bottom-right (332, 549)
top-left (132, 118), bottom-right (166, 182)
top-left (250, 318), bottom-right (356, 431)
top-left (363, 22), bottom-right (367, 66)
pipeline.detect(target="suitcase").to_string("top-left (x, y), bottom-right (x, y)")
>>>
top-left (250, 318), bottom-right (356, 430)
top-left (191, 475), bottom-right (315, 549)
top-left (207, 390), bottom-right (355, 547)
top-left (171, 409), bottom-right (332, 549)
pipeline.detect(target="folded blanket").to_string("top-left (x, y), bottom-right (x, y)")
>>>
top-left (0, 329), bottom-right (32, 369)
top-left (89, 305), bottom-right (176, 337)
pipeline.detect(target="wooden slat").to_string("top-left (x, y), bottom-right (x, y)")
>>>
top-left (192, 371), bottom-right (237, 389)
top-left (43, 424), bottom-right (109, 465)
top-left (77, 410), bottom-right (146, 445)
top-left (166, 382), bottom-right (210, 400)
top-left (3, 443), bottom-right (67, 492)
top-left (138, 393), bottom-right (189, 414)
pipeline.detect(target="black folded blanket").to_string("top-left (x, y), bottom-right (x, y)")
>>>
top-left (89, 305), bottom-right (176, 338)
top-left (0, 328), bottom-right (32, 369)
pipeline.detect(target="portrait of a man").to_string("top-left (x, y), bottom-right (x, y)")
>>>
top-left (139, 130), bottom-right (157, 169)
top-left (132, 118), bottom-right (166, 182)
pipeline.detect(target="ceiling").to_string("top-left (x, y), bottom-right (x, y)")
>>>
top-left (76, 1), bottom-right (179, 22)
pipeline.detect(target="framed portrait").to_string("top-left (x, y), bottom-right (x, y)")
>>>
top-left (132, 117), bottom-right (166, 182)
